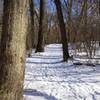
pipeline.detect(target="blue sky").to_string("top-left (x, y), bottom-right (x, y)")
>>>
top-left (34, 0), bottom-right (56, 13)
top-left (34, 0), bottom-right (76, 15)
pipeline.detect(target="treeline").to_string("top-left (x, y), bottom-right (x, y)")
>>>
top-left (0, 0), bottom-right (100, 58)
top-left (27, 0), bottom-right (100, 58)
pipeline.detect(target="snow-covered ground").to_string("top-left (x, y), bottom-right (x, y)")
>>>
top-left (24, 44), bottom-right (100, 100)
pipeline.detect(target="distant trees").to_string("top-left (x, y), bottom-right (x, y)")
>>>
top-left (64, 0), bottom-right (73, 42)
top-left (35, 0), bottom-right (45, 52)
top-left (54, 0), bottom-right (70, 61)
top-left (62, 0), bottom-right (100, 58)
top-left (0, 0), bottom-right (28, 100)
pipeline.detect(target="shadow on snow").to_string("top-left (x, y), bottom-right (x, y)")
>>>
top-left (24, 89), bottom-right (57, 100)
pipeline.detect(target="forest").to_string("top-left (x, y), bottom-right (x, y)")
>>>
top-left (0, 0), bottom-right (100, 100)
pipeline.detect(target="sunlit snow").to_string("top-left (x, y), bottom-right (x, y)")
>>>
top-left (24, 44), bottom-right (100, 100)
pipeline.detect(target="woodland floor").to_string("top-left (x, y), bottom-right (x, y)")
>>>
top-left (24, 44), bottom-right (100, 100)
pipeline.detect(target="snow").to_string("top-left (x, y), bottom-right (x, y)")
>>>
top-left (24, 44), bottom-right (100, 100)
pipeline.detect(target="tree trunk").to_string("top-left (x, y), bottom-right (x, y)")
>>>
top-left (35, 0), bottom-right (45, 52)
top-left (98, 0), bottom-right (100, 15)
top-left (98, 0), bottom-right (100, 46)
top-left (67, 0), bottom-right (73, 42)
top-left (0, 0), bottom-right (28, 100)
top-left (30, 0), bottom-right (35, 48)
top-left (54, 0), bottom-right (70, 61)
top-left (26, 0), bottom-right (35, 57)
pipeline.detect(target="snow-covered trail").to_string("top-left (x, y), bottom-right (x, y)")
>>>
top-left (24, 44), bottom-right (100, 100)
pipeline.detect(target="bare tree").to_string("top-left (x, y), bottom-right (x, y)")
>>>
top-left (30, 0), bottom-right (35, 48)
top-left (54, 0), bottom-right (70, 61)
top-left (26, 0), bottom-right (35, 57)
top-left (64, 0), bottom-right (73, 42)
top-left (35, 0), bottom-right (45, 52)
top-left (0, 0), bottom-right (28, 100)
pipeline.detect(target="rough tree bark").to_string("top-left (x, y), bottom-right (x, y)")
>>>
top-left (54, 0), bottom-right (70, 61)
top-left (0, 0), bottom-right (28, 100)
top-left (35, 0), bottom-right (45, 52)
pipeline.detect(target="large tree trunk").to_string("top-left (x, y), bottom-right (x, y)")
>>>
top-left (35, 0), bottom-right (45, 52)
top-left (0, 0), bottom-right (28, 100)
top-left (54, 0), bottom-right (70, 61)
